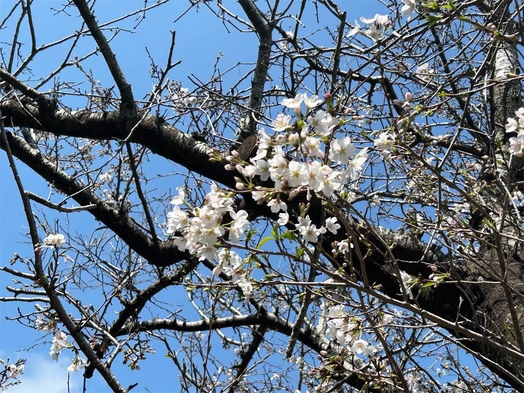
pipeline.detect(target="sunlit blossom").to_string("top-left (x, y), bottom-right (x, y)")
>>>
top-left (281, 94), bottom-right (304, 115)
top-left (302, 136), bottom-right (323, 157)
top-left (236, 276), bottom-right (253, 302)
top-left (8, 363), bottom-right (24, 379)
top-left (329, 136), bottom-right (355, 164)
top-left (308, 110), bottom-right (338, 136)
top-left (284, 161), bottom-right (308, 188)
top-left (506, 118), bottom-right (519, 133)
top-left (252, 158), bottom-right (271, 181)
top-left (197, 245), bottom-right (219, 261)
top-left (99, 171), bottom-right (112, 183)
top-left (170, 187), bottom-right (186, 205)
top-left (43, 233), bottom-right (66, 248)
top-left (267, 198), bottom-right (287, 213)
top-left (67, 356), bottom-right (86, 372)
top-left (351, 339), bottom-right (370, 355)
top-left (399, 270), bottom-right (414, 299)
top-left (278, 212), bottom-right (289, 226)
top-left (303, 93), bottom-right (323, 109)
top-left (268, 151), bottom-right (288, 177)
top-left (50, 330), bottom-right (68, 361)
top-left (344, 148), bottom-right (368, 180)
top-left (321, 172), bottom-right (343, 197)
top-left (374, 132), bottom-right (395, 152)
top-left (271, 113), bottom-right (292, 131)
top-left (307, 161), bottom-right (325, 191)
top-left (167, 206), bottom-right (189, 234)
top-left (400, 0), bottom-right (416, 19)
top-left (251, 189), bottom-right (267, 203)
top-left (360, 14), bottom-right (389, 40)
top-left (509, 134), bottom-right (524, 157)
top-left (324, 217), bottom-right (341, 234)
top-left (296, 215), bottom-right (326, 243)
top-left (229, 210), bottom-right (249, 243)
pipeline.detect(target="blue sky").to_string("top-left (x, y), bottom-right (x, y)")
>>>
top-left (0, 1), bottom-right (400, 392)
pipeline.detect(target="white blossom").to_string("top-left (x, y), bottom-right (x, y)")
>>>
top-left (308, 110), bottom-right (338, 136)
top-left (374, 132), bottom-right (395, 153)
top-left (506, 118), bottom-right (519, 133)
top-left (324, 217), bottom-right (341, 235)
top-left (321, 172), bottom-right (343, 197)
top-left (8, 363), bottom-right (24, 379)
top-left (229, 210), bottom-right (249, 243)
top-left (281, 94), bottom-right (304, 115)
top-left (170, 187), bottom-right (186, 205)
top-left (284, 161), bottom-right (308, 188)
top-left (329, 136), bottom-right (356, 164)
top-left (399, 270), bottom-right (414, 299)
top-left (401, 0), bottom-right (416, 19)
top-left (302, 136), bottom-right (323, 157)
top-left (267, 198), bottom-right (287, 213)
top-left (43, 233), bottom-right (66, 248)
top-left (99, 171), bottom-right (112, 183)
top-left (509, 133), bottom-right (524, 157)
top-left (278, 212), bottom-right (289, 226)
top-left (306, 161), bottom-right (325, 191)
top-left (360, 14), bottom-right (390, 40)
top-left (344, 148), bottom-right (368, 180)
top-left (236, 275), bottom-right (253, 302)
top-left (303, 93), bottom-right (323, 109)
top-left (50, 330), bottom-right (68, 361)
top-left (167, 206), bottom-right (189, 234)
top-left (252, 158), bottom-right (271, 181)
top-left (271, 113), bottom-right (292, 131)
top-left (67, 356), bottom-right (86, 372)
top-left (351, 339), bottom-right (370, 355)
top-left (268, 151), bottom-right (288, 178)
top-left (296, 216), bottom-right (325, 243)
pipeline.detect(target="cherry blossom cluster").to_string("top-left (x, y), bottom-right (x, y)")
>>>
top-left (507, 108), bottom-right (524, 156)
top-left (166, 185), bottom-right (254, 299)
top-left (227, 93), bottom-right (367, 237)
top-left (50, 330), bottom-right (68, 361)
top-left (0, 358), bottom-right (25, 392)
top-left (317, 298), bottom-right (406, 363)
top-left (165, 93), bottom-right (372, 299)
top-left (36, 320), bottom-right (86, 372)
top-left (166, 185), bottom-right (249, 262)
top-left (168, 93), bottom-right (369, 254)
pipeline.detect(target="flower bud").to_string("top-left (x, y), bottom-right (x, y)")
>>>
top-left (405, 92), bottom-right (413, 101)
top-left (275, 134), bottom-right (287, 144)
top-left (212, 265), bottom-right (223, 276)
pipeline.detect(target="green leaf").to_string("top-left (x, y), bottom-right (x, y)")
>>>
top-left (257, 235), bottom-right (273, 249)
top-left (425, 15), bottom-right (442, 26)
top-left (280, 231), bottom-right (296, 241)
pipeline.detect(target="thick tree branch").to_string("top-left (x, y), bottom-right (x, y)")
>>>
top-left (0, 130), bottom-right (190, 267)
top-left (0, 99), bottom-right (235, 188)
top-left (237, 0), bottom-right (272, 138)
